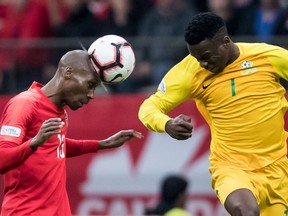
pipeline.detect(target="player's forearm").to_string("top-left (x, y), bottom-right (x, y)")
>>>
top-left (0, 141), bottom-right (34, 174)
top-left (138, 99), bottom-right (171, 132)
top-left (66, 138), bottom-right (99, 157)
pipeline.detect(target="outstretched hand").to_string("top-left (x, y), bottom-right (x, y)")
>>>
top-left (165, 114), bottom-right (193, 140)
top-left (98, 129), bottom-right (143, 150)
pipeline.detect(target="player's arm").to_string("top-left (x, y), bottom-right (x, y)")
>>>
top-left (266, 44), bottom-right (288, 80)
top-left (66, 130), bottom-right (143, 157)
top-left (0, 95), bottom-right (64, 173)
top-left (138, 61), bottom-right (193, 140)
top-left (139, 92), bottom-right (193, 140)
top-left (0, 118), bottom-right (64, 174)
top-left (0, 140), bottom-right (34, 174)
top-left (0, 97), bottom-right (35, 174)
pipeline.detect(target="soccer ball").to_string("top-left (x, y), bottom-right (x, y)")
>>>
top-left (88, 35), bottom-right (136, 83)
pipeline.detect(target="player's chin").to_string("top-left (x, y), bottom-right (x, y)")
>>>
top-left (214, 65), bottom-right (226, 74)
top-left (69, 103), bottom-right (83, 110)
top-left (209, 66), bottom-right (220, 74)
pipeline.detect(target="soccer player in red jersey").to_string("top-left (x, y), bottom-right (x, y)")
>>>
top-left (0, 50), bottom-right (143, 215)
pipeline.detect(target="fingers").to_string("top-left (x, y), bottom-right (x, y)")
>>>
top-left (178, 121), bottom-right (193, 132)
top-left (179, 114), bottom-right (192, 123)
top-left (119, 130), bottom-right (144, 139)
top-left (32, 118), bottom-right (65, 148)
top-left (175, 115), bottom-right (193, 132)
top-left (165, 115), bottom-right (193, 140)
top-left (132, 131), bottom-right (144, 139)
top-left (42, 118), bottom-right (64, 134)
top-left (43, 118), bottom-right (63, 124)
top-left (173, 132), bottom-right (192, 140)
top-left (99, 130), bottom-right (143, 150)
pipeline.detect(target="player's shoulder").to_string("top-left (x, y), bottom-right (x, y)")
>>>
top-left (13, 89), bottom-right (40, 101)
top-left (179, 54), bottom-right (199, 68)
top-left (168, 54), bottom-right (199, 76)
top-left (1, 89), bottom-right (41, 122)
top-left (236, 42), bottom-right (287, 54)
top-left (164, 55), bottom-right (195, 83)
top-left (8, 88), bottom-right (41, 109)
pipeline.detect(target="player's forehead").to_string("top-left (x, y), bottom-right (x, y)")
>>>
top-left (76, 57), bottom-right (101, 82)
top-left (85, 70), bottom-right (100, 83)
top-left (187, 42), bottom-right (209, 58)
top-left (73, 66), bottom-right (99, 85)
top-left (188, 39), bottom-right (219, 58)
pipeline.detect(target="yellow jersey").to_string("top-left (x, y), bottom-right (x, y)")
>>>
top-left (164, 208), bottom-right (191, 216)
top-left (138, 43), bottom-right (288, 170)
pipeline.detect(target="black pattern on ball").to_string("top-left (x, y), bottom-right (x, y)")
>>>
top-left (89, 42), bottom-right (131, 82)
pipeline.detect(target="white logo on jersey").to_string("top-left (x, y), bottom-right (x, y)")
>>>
top-left (241, 61), bottom-right (253, 68)
top-left (0, 125), bottom-right (21, 137)
top-left (241, 61), bottom-right (257, 75)
top-left (158, 79), bottom-right (166, 94)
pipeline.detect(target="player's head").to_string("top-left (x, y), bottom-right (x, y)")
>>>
top-left (184, 12), bottom-right (234, 74)
top-left (160, 175), bottom-right (188, 206)
top-left (57, 50), bottom-right (101, 110)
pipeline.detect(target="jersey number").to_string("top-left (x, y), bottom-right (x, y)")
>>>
top-left (57, 134), bottom-right (65, 158)
top-left (231, 79), bottom-right (236, 96)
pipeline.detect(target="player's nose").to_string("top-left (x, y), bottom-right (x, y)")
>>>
top-left (87, 89), bottom-right (94, 99)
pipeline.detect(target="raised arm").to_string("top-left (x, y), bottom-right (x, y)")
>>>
top-left (66, 130), bottom-right (143, 157)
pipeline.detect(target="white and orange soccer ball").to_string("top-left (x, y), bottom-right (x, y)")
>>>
top-left (88, 35), bottom-right (136, 83)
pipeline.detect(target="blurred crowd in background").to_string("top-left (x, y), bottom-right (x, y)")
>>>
top-left (0, 0), bottom-right (288, 94)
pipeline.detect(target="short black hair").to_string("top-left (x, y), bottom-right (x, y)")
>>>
top-left (144, 175), bottom-right (189, 215)
top-left (160, 175), bottom-right (188, 204)
top-left (185, 12), bottom-right (226, 45)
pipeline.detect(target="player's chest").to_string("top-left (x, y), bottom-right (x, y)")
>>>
top-left (196, 60), bottom-right (278, 106)
top-left (26, 109), bottom-right (68, 140)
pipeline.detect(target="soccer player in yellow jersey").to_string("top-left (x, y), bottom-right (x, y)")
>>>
top-left (138, 12), bottom-right (288, 216)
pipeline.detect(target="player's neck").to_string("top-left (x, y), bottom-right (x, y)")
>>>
top-left (41, 80), bottom-right (63, 108)
top-left (227, 43), bottom-right (240, 65)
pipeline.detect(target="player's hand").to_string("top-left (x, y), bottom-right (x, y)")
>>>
top-left (98, 130), bottom-right (143, 150)
top-left (30, 118), bottom-right (64, 150)
top-left (165, 114), bottom-right (193, 140)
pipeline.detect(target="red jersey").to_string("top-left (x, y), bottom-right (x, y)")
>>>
top-left (0, 82), bottom-right (71, 215)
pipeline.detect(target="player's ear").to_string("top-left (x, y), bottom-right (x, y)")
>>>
top-left (64, 66), bottom-right (73, 80)
top-left (223, 36), bottom-right (230, 48)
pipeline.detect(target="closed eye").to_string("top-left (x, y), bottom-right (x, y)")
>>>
top-left (88, 82), bottom-right (97, 89)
